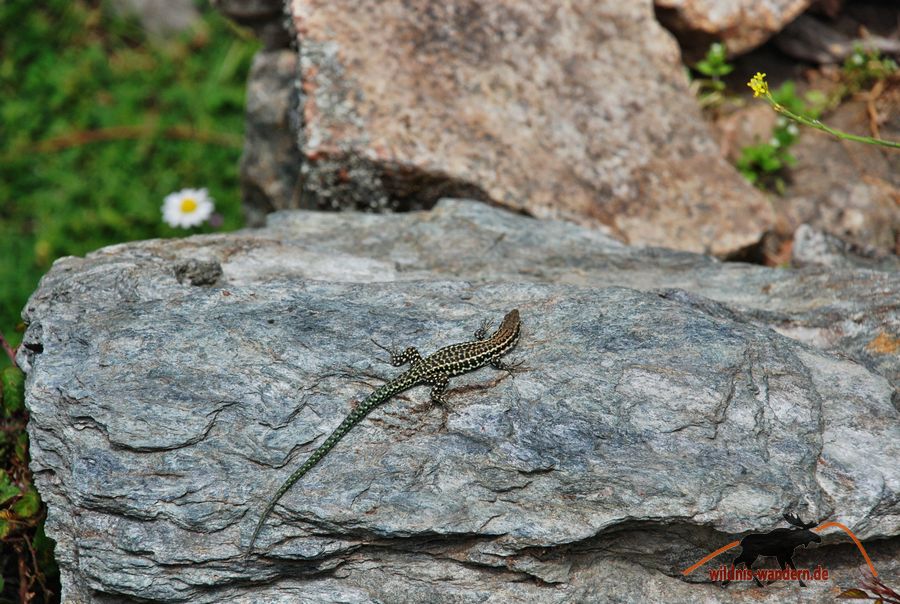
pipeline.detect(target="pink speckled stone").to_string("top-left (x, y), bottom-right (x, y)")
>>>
top-left (288, 0), bottom-right (774, 255)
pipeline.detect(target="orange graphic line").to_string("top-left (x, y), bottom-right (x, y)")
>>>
top-left (682, 540), bottom-right (740, 576)
top-left (814, 521), bottom-right (877, 578)
top-left (682, 522), bottom-right (879, 578)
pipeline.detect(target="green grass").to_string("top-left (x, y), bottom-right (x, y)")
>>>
top-left (0, 1), bottom-right (258, 601)
top-left (0, 0), bottom-right (258, 359)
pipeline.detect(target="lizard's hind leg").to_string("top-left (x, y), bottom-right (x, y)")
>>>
top-left (491, 357), bottom-right (523, 372)
top-left (396, 347), bottom-right (422, 366)
top-left (428, 374), bottom-right (450, 405)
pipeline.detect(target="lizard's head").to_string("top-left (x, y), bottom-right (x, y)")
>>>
top-left (499, 309), bottom-right (520, 333)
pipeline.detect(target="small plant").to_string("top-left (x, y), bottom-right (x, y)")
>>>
top-left (736, 81), bottom-right (810, 193)
top-left (842, 46), bottom-right (899, 94)
top-left (736, 142), bottom-right (792, 193)
top-left (691, 43), bottom-right (734, 108)
top-left (739, 55), bottom-right (899, 190)
top-left (838, 566), bottom-right (900, 603)
top-left (747, 72), bottom-right (900, 150)
top-left (0, 360), bottom-right (59, 603)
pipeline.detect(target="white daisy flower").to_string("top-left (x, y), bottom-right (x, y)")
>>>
top-left (162, 188), bottom-right (214, 228)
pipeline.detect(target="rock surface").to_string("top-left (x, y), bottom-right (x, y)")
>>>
top-left (239, 0), bottom-right (776, 255)
top-left (241, 50), bottom-right (304, 228)
top-left (19, 201), bottom-right (899, 602)
top-left (655, 0), bottom-right (813, 56)
top-left (245, 201), bottom-right (900, 390)
top-left (792, 223), bottom-right (900, 271)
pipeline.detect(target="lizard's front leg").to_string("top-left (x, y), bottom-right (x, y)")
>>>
top-left (429, 373), bottom-right (450, 405)
top-left (474, 318), bottom-right (492, 341)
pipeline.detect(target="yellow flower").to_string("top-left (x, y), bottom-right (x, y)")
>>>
top-left (748, 72), bottom-right (769, 98)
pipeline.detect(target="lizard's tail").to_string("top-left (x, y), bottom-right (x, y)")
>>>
top-left (244, 379), bottom-right (409, 557)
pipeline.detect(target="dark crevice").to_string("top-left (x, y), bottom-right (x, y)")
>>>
top-left (652, 6), bottom-right (720, 65)
top-left (721, 233), bottom-right (772, 266)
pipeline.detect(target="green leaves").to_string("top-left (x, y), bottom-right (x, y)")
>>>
top-left (691, 42), bottom-right (735, 108)
top-left (0, 367), bottom-right (25, 553)
top-left (737, 81), bottom-right (811, 193)
top-left (1, 367), bottom-right (24, 416)
top-left (0, 367), bottom-right (34, 539)
top-left (2, 1), bottom-right (264, 599)
top-left (694, 42), bottom-right (734, 79)
top-left (842, 45), bottom-right (898, 91)
top-left (0, 471), bottom-right (19, 507)
top-left (12, 486), bottom-right (40, 519)
top-left (0, 470), bottom-right (39, 523)
top-left (0, 471), bottom-right (39, 543)
top-left (737, 142), bottom-right (793, 194)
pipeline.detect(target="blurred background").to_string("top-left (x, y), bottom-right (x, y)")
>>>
top-left (0, 1), bottom-right (258, 367)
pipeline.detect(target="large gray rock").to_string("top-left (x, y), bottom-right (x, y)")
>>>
top-left (249, 200), bottom-right (900, 390)
top-left (19, 201), bottom-right (899, 602)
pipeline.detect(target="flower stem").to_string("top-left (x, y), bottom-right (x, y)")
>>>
top-left (769, 98), bottom-right (900, 149)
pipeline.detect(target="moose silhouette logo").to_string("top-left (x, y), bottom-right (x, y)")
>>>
top-left (682, 510), bottom-right (881, 589)
top-left (723, 513), bottom-right (822, 587)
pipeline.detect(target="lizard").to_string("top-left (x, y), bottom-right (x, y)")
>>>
top-left (245, 309), bottom-right (521, 556)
